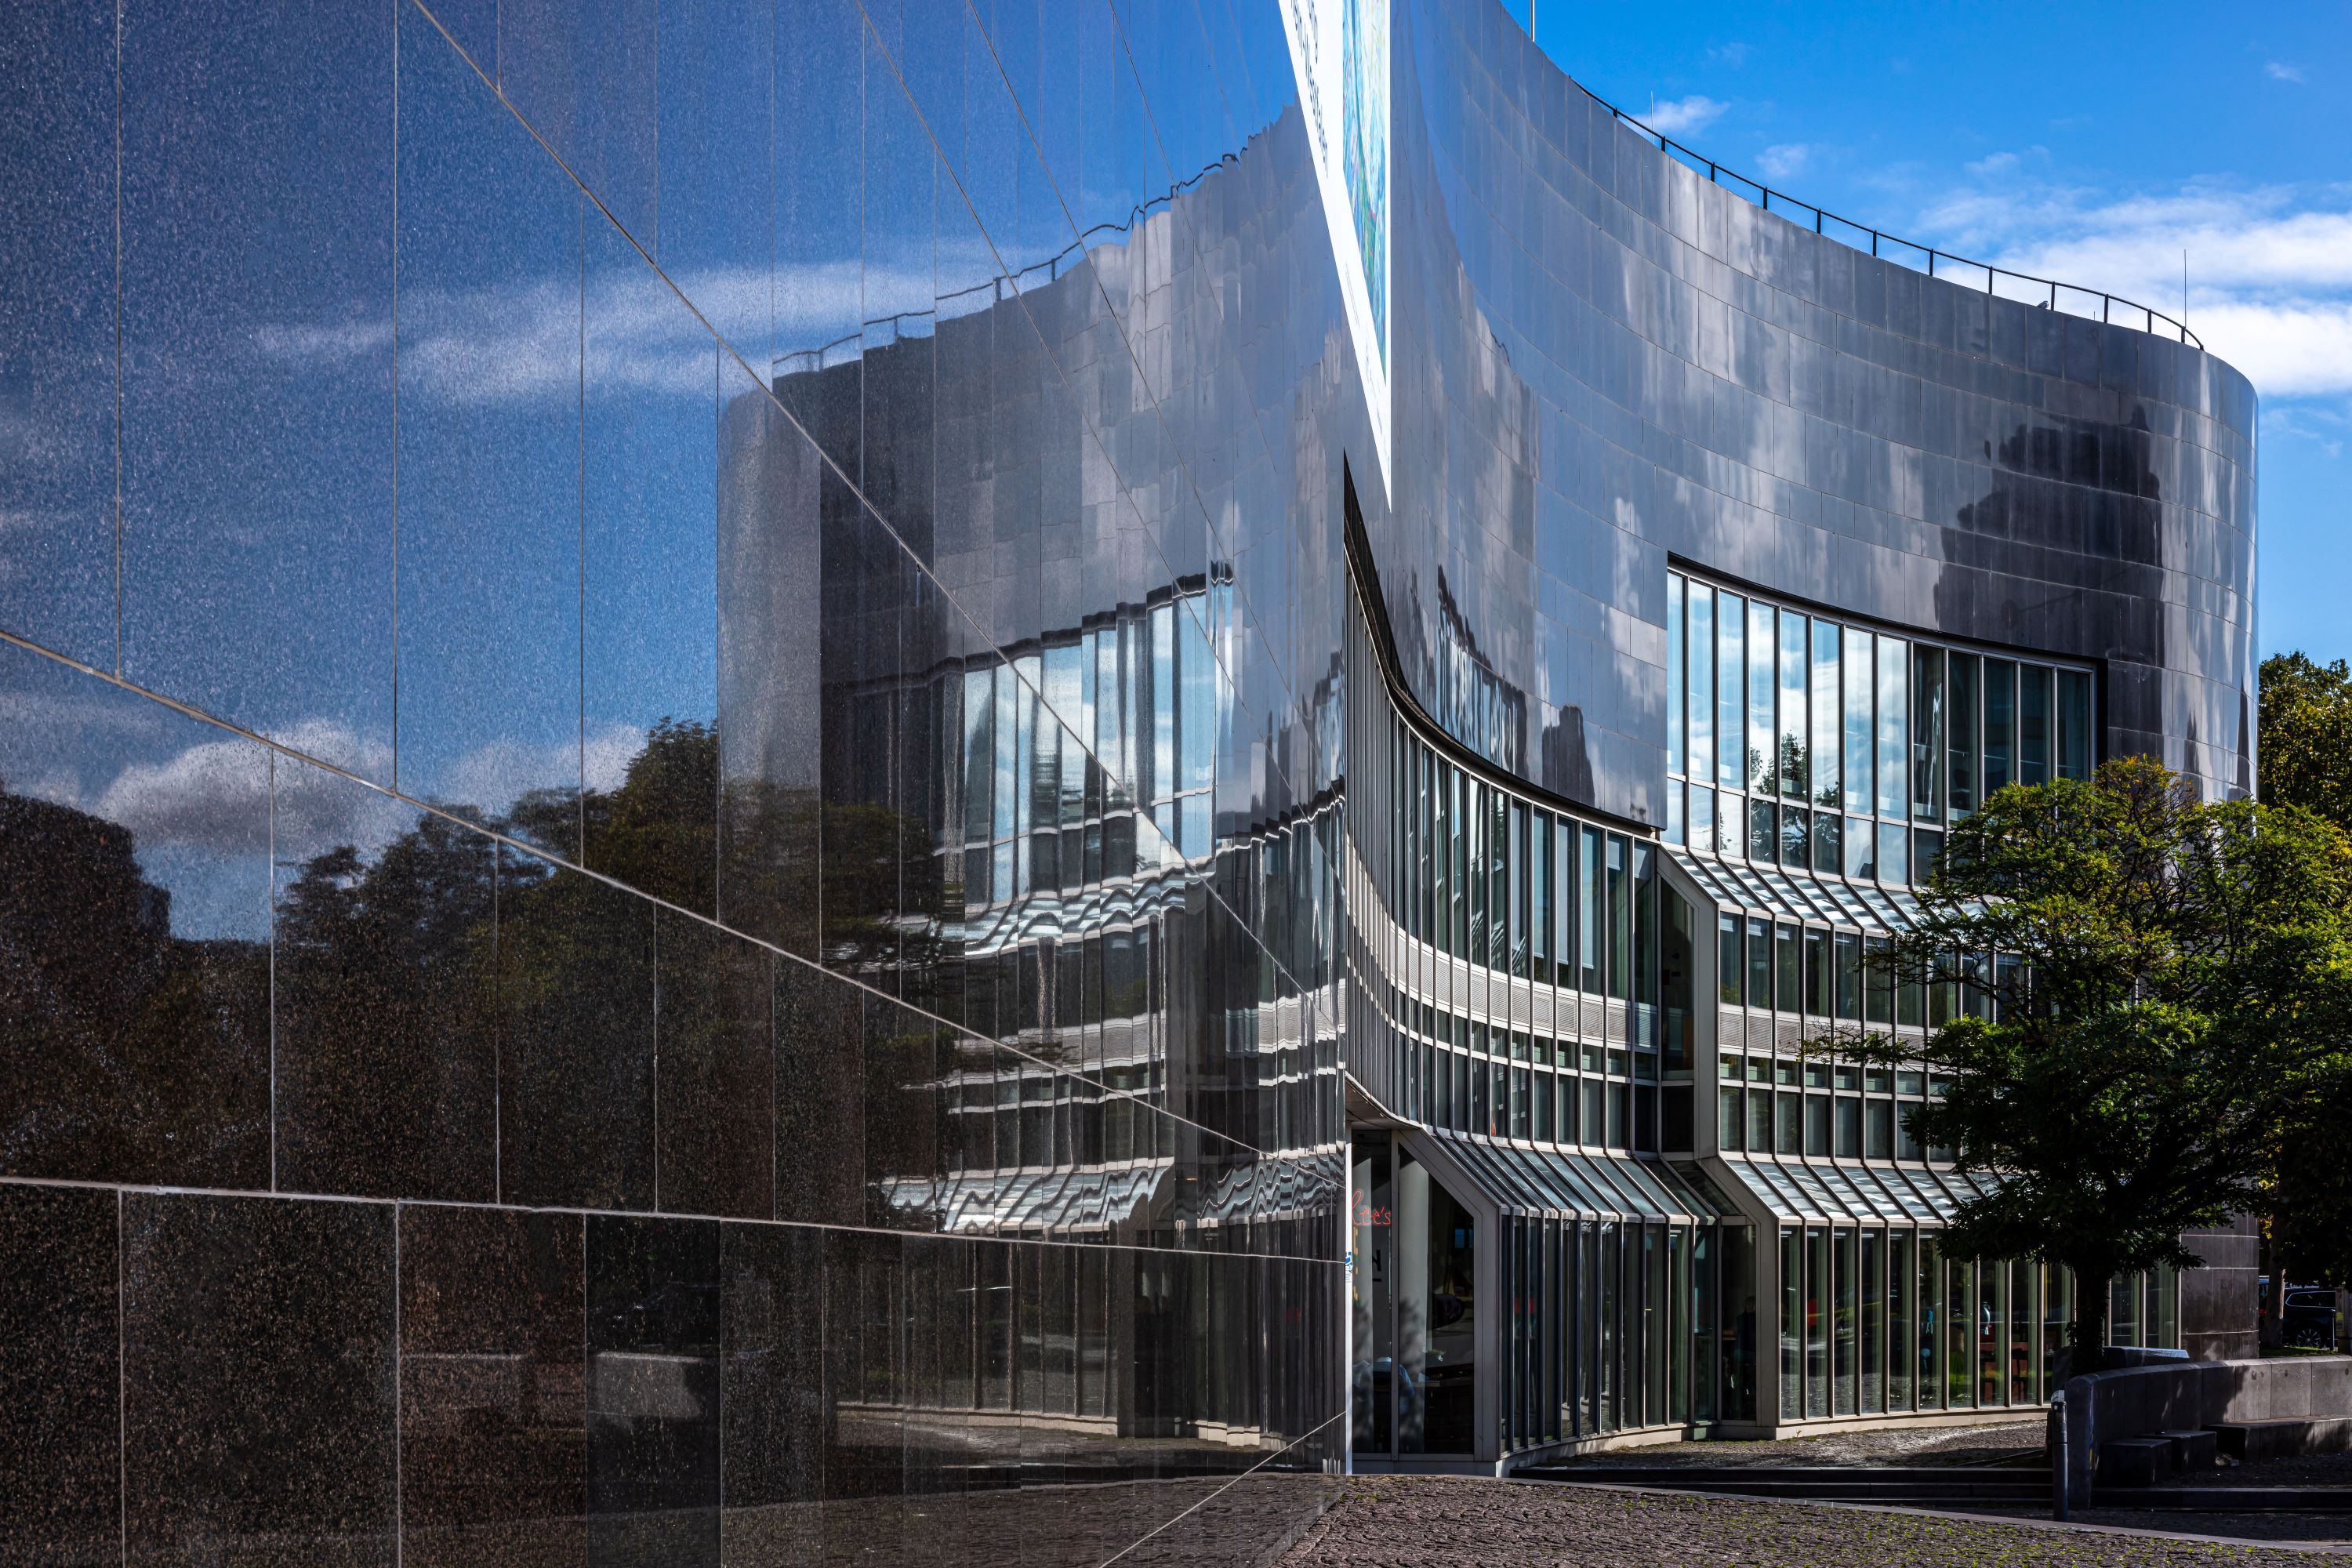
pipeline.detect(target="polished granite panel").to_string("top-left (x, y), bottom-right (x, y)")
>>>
top-left (394, 5), bottom-right (584, 853)
top-left (863, 998), bottom-right (944, 1231)
top-left (0, 0), bottom-right (116, 670)
top-left (586, 1213), bottom-right (720, 1568)
top-left (773, 957), bottom-right (866, 1228)
top-left (3, 5), bottom-right (1357, 1563)
top-left (769, 0), bottom-right (862, 469)
top-left (401, 1203), bottom-right (587, 1568)
top-left (715, 358), bottom-right (823, 962)
top-left (273, 764), bottom-right (496, 1201)
top-left (496, 846), bottom-right (658, 1210)
top-left (653, 909), bottom-right (775, 1220)
top-left (0, 1184), bottom-right (118, 1563)
top-left (818, 1227), bottom-right (904, 1566)
top-left (122, 1192), bottom-right (397, 1567)
top-left (117, 0), bottom-right (396, 779)
top-left (716, 1220), bottom-right (825, 1566)
top-left (495, 0), bottom-right (658, 248)
top-left (0, 642), bottom-right (270, 1189)
top-left (582, 215), bottom-right (720, 916)
top-left (650, 0), bottom-right (771, 355)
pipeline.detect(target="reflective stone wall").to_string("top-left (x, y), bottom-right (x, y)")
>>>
top-left (1381, 0), bottom-right (2259, 820)
top-left (0, 2), bottom-right (1356, 1561)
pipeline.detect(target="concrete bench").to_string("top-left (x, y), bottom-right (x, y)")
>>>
top-left (2160, 1428), bottom-right (2218, 1471)
top-left (2212, 1417), bottom-right (2352, 1463)
top-left (2099, 1437), bottom-right (2174, 1489)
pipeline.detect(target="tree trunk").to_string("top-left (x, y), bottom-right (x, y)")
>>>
top-left (2068, 1268), bottom-right (2112, 1378)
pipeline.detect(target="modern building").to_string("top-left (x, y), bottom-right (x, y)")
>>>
top-left (0, 0), bottom-right (2255, 1559)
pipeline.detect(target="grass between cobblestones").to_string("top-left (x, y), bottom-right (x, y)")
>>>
top-left (1276, 1475), bottom-right (2349, 1566)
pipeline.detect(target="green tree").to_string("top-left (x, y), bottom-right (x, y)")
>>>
top-left (1815, 757), bottom-right (2352, 1370)
top-left (2260, 652), bottom-right (2352, 835)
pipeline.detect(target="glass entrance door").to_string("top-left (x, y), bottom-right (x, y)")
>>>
top-left (1353, 1130), bottom-right (1477, 1459)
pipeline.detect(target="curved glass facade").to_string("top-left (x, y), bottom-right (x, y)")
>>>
top-left (0, 0), bottom-right (2258, 1544)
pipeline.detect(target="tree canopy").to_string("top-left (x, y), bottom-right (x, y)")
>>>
top-left (1816, 756), bottom-right (2352, 1367)
top-left (2259, 652), bottom-right (2352, 837)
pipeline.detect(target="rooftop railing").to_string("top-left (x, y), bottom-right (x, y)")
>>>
top-left (1595, 100), bottom-right (2202, 350)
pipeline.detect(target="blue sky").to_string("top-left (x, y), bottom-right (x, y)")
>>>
top-left (1512, 0), bottom-right (2352, 666)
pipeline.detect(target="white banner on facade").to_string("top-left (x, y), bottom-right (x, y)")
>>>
top-left (1282, 0), bottom-right (1391, 494)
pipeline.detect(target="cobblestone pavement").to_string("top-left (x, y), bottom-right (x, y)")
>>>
top-left (1275, 1475), bottom-right (2351, 1565)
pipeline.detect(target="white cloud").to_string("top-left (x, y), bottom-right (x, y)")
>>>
top-left (1707, 42), bottom-right (1749, 67)
top-left (1642, 95), bottom-right (1727, 137)
top-left (434, 721), bottom-right (643, 817)
top-left (2266, 60), bottom-right (2304, 83)
top-left (1912, 173), bottom-right (2352, 399)
top-left (252, 252), bottom-right (997, 409)
top-left (1757, 143), bottom-right (1809, 180)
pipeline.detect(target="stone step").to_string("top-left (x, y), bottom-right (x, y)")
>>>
top-left (1523, 1465), bottom-right (2050, 1503)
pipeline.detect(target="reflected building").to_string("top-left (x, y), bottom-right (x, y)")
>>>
top-left (0, 0), bottom-right (2256, 1551)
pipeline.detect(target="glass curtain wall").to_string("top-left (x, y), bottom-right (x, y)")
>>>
top-left (1663, 571), bottom-right (2097, 884)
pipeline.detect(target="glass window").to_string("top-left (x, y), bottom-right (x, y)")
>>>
top-left (1835, 933), bottom-right (1863, 1021)
top-left (1634, 844), bottom-right (1658, 1008)
top-left (1843, 630), bottom-right (1874, 815)
top-left (1865, 936), bottom-right (1893, 1025)
top-left (1534, 1070), bottom-right (1553, 1142)
top-left (1804, 930), bottom-right (1830, 1016)
top-left (1690, 786), bottom-right (1715, 855)
top-left (1867, 1099), bottom-right (1894, 1160)
top-left (1983, 659), bottom-right (2016, 795)
top-left (1811, 620), bottom-right (1842, 808)
top-left (1580, 826), bottom-right (1603, 993)
top-left (1469, 782), bottom-right (1488, 970)
top-left (2020, 666), bottom-right (2053, 786)
top-left (1876, 636), bottom-right (1910, 818)
top-left (1667, 575), bottom-right (1686, 776)
top-left (1805, 1094), bottom-right (1831, 1157)
top-left (1889, 1231), bottom-right (1913, 1410)
top-left (1780, 1229), bottom-right (1803, 1421)
top-left (1774, 924), bottom-right (1801, 1012)
top-left (1747, 918), bottom-right (1773, 1012)
top-left (1748, 598), bottom-right (1777, 793)
top-left (1813, 811), bottom-right (1841, 876)
top-left (1718, 592), bottom-right (1746, 792)
top-left (2057, 669), bottom-right (2092, 781)
top-left (1719, 1084), bottom-right (1744, 1151)
top-left (1509, 801), bottom-right (1529, 978)
top-left (1836, 1097), bottom-right (1862, 1158)
top-left (1843, 814), bottom-right (1875, 880)
top-left (1777, 1090), bottom-right (1803, 1156)
top-left (1980, 1261), bottom-right (2004, 1406)
top-left (1607, 835), bottom-right (1632, 1002)
top-left (1780, 805), bottom-right (1809, 867)
top-left (1947, 652), bottom-right (1980, 817)
top-left (1834, 1229), bottom-right (1858, 1416)
top-left (1532, 812), bottom-right (1553, 982)
top-left (1722, 907), bottom-right (1740, 1006)
top-left (1555, 818), bottom-right (1575, 982)
top-left (1946, 1257), bottom-right (1974, 1408)
top-left (1911, 644), bottom-right (1944, 822)
top-left (1780, 609), bottom-right (1809, 799)
top-left (1687, 583), bottom-right (1715, 786)
top-left (1806, 1229), bottom-right (1831, 1417)
top-left (1748, 1086), bottom-right (1773, 1151)
top-left (1490, 789), bottom-right (1511, 972)
top-left (1918, 1237), bottom-right (1943, 1410)
top-left (1664, 891), bottom-right (1696, 1072)
top-left (1878, 822), bottom-right (1908, 886)
top-left (1748, 798), bottom-right (1775, 862)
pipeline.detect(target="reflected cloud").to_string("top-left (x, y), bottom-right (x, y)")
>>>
top-left (253, 256), bottom-right (1000, 408)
